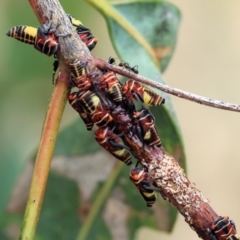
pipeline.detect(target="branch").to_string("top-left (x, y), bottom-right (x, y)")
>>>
top-left (95, 57), bottom-right (240, 113)
top-left (93, 59), bottom-right (232, 239)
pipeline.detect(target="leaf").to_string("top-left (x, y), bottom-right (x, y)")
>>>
top-left (88, 0), bottom-right (181, 73)
top-left (37, 173), bottom-right (80, 240)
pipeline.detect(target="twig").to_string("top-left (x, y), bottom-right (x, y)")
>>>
top-left (19, 70), bottom-right (70, 239)
top-left (95, 57), bottom-right (240, 113)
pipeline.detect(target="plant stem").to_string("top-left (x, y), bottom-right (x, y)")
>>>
top-left (19, 0), bottom-right (91, 237)
top-left (19, 78), bottom-right (70, 240)
top-left (96, 57), bottom-right (240, 113)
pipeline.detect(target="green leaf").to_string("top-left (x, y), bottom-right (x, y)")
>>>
top-left (88, 0), bottom-right (181, 73)
top-left (37, 173), bottom-right (80, 240)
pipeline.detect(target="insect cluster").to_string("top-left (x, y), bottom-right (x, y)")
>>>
top-left (7, 13), bottom-right (165, 208)
top-left (6, 13), bottom-right (239, 240)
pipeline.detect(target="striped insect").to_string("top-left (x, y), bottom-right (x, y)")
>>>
top-left (34, 20), bottom-right (60, 56)
top-left (94, 127), bottom-right (132, 165)
top-left (122, 80), bottom-right (165, 106)
top-left (130, 166), bottom-right (165, 207)
top-left (119, 62), bottom-right (139, 74)
top-left (100, 71), bottom-right (123, 104)
top-left (68, 92), bottom-right (93, 131)
top-left (6, 25), bottom-right (37, 45)
top-left (53, 18), bottom-right (98, 82)
top-left (206, 216), bottom-right (239, 240)
top-left (68, 91), bottom-right (113, 128)
top-left (6, 20), bottom-right (59, 56)
top-left (7, 14), bottom-right (97, 57)
top-left (132, 108), bottom-right (161, 147)
top-left (69, 59), bottom-right (92, 91)
top-left (68, 14), bottom-right (98, 51)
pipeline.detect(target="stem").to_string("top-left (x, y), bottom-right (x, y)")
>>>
top-left (95, 58), bottom-right (240, 113)
top-left (19, 77), bottom-right (70, 239)
top-left (19, 0), bottom-right (93, 238)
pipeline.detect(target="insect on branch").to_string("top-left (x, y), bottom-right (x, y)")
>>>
top-left (95, 57), bottom-right (240, 113)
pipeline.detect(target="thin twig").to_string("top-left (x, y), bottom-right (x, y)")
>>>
top-left (19, 70), bottom-right (70, 239)
top-left (95, 57), bottom-right (240, 113)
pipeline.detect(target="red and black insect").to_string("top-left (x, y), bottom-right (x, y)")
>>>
top-left (54, 17), bottom-right (98, 83)
top-left (94, 127), bottom-right (132, 165)
top-left (122, 80), bottom-right (165, 106)
top-left (206, 216), bottom-right (239, 240)
top-left (34, 20), bottom-right (59, 56)
top-left (68, 92), bottom-right (94, 131)
top-left (119, 62), bottom-right (139, 74)
top-left (130, 166), bottom-right (165, 207)
top-left (68, 90), bottom-right (113, 128)
top-left (6, 21), bottom-right (59, 57)
top-left (69, 59), bottom-right (92, 91)
top-left (7, 14), bottom-right (97, 57)
top-left (132, 108), bottom-right (161, 147)
top-left (68, 14), bottom-right (98, 51)
top-left (100, 71), bottom-right (123, 104)
top-left (76, 25), bottom-right (98, 51)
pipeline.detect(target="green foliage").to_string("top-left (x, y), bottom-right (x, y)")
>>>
top-left (37, 173), bottom-right (80, 240)
top-left (1, 0), bottom-right (184, 239)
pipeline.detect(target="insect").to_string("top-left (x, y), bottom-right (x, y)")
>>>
top-left (94, 127), bottom-right (132, 165)
top-left (119, 62), bottom-right (139, 74)
top-left (6, 25), bottom-right (37, 45)
top-left (69, 59), bottom-right (92, 91)
top-left (122, 80), bottom-right (165, 106)
top-left (108, 57), bottom-right (116, 65)
top-left (69, 90), bottom-right (100, 115)
top-left (133, 108), bottom-right (161, 147)
top-left (68, 92), bottom-right (94, 131)
top-left (34, 20), bottom-right (60, 56)
top-left (206, 216), bottom-right (239, 240)
top-left (53, 18), bottom-right (98, 83)
top-left (7, 14), bottom-right (97, 58)
top-left (100, 71), bottom-right (123, 104)
top-left (7, 19), bottom-right (59, 56)
top-left (130, 166), bottom-right (164, 207)
top-left (68, 91), bottom-right (113, 128)
top-left (68, 14), bottom-right (98, 51)
top-left (76, 25), bottom-right (98, 51)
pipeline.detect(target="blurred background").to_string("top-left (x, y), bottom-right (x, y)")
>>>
top-left (1, 0), bottom-right (240, 239)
